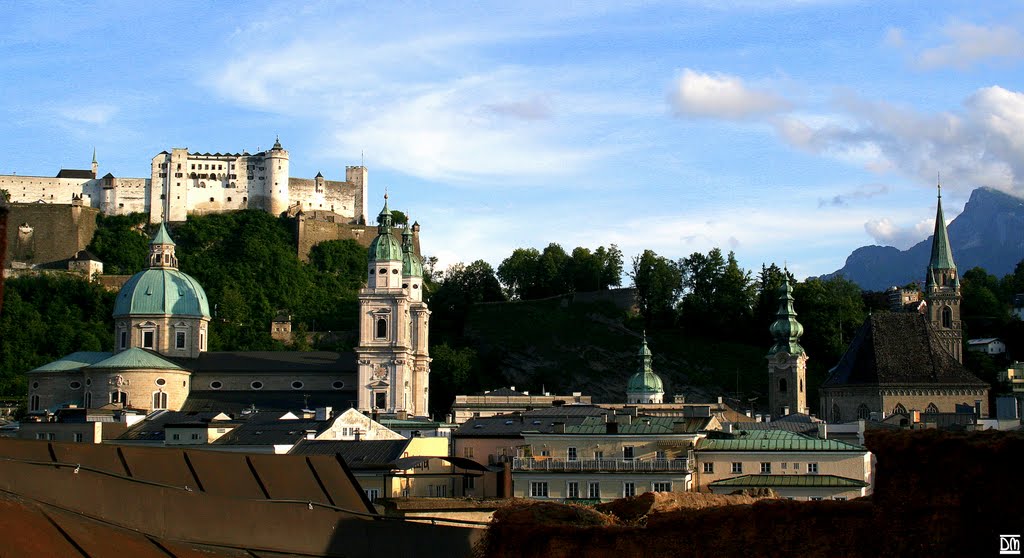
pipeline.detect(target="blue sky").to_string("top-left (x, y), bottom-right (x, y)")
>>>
top-left (3, 1), bottom-right (1024, 280)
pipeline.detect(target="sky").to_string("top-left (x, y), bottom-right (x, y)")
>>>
top-left (2, 1), bottom-right (1024, 280)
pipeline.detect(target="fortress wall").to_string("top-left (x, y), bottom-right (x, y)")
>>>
top-left (108, 178), bottom-right (149, 215)
top-left (288, 178), bottom-right (360, 219)
top-left (0, 175), bottom-right (98, 206)
top-left (4, 203), bottom-right (99, 267)
top-left (296, 214), bottom-right (420, 263)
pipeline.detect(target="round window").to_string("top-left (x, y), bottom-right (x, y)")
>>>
top-left (210, 381), bottom-right (223, 390)
top-left (379, 268), bottom-right (387, 274)
top-left (70, 381), bottom-right (82, 389)
top-left (85, 378), bottom-right (92, 386)
top-left (291, 381), bottom-right (304, 390)
top-left (156, 378), bottom-right (166, 386)
top-left (402, 283), bottom-right (409, 289)
top-left (32, 382), bottom-right (39, 389)
top-left (392, 268), bottom-right (399, 274)
top-left (332, 381), bottom-right (345, 390)
top-left (251, 381), bottom-right (263, 390)
top-left (413, 284), bottom-right (419, 289)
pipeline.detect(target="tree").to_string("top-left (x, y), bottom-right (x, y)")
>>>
top-left (389, 210), bottom-right (408, 225)
top-left (430, 260), bottom-right (506, 340)
top-left (308, 239), bottom-right (367, 289)
top-left (629, 250), bottom-right (682, 327)
top-left (498, 248), bottom-right (541, 300)
top-left (429, 343), bottom-right (479, 416)
top-left (87, 213), bottom-right (150, 274)
top-left (678, 249), bottom-right (754, 337)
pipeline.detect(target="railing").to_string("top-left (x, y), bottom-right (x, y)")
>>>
top-left (512, 457), bottom-right (690, 472)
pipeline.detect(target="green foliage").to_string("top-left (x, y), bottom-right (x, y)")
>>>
top-left (629, 250), bottom-right (682, 327)
top-left (678, 249), bottom-right (756, 337)
top-left (389, 210), bottom-right (408, 225)
top-left (498, 243), bottom-right (623, 300)
top-left (0, 188), bottom-right (9, 202)
top-left (0, 274), bottom-right (115, 394)
top-left (961, 266), bottom-right (1010, 338)
top-left (308, 239), bottom-right (368, 289)
top-left (87, 213), bottom-right (150, 274)
top-left (429, 343), bottom-right (479, 415)
top-left (430, 260), bottom-right (506, 341)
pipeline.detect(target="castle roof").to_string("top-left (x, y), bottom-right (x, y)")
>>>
top-left (151, 223), bottom-right (175, 246)
top-left (55, 169), bottom-right (94, 179)
top-left (823, 313), bottom-right (987, 388)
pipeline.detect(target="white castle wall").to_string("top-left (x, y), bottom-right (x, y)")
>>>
top-left (1, 143), bottom-right (366, 225)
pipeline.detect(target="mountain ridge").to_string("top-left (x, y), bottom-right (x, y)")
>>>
top-left (825, 187), bottom-right (1024, 291)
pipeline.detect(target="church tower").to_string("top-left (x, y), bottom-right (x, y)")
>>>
top-left (925, 184), bottom-right (963, 363)
top-left (356, 195), bottom-right (429, 417)
top-left (626, 333), bottom-right (664, 404)
top-left (767, 275), bottom-right (807, 417)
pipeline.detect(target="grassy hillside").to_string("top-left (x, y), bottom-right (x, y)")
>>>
top-left (462, 297), bottom-right (768, 404)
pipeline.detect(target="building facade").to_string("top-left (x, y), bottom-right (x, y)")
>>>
top-left (0, 139), bottom-right (367, 225)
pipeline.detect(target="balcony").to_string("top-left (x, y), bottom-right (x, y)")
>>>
top-left (512, 457), bottom-right (690, 472)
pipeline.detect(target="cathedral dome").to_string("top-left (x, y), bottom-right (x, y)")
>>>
top-left (626, 334), bottom-right (664, 394)
top-left (113, 268), bottom-right (211, 318)
top-left (369, 194), bottom-right (403, 262)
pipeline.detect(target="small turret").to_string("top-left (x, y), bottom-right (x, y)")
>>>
top-left (626, 333), bottom-right (664, 404)
top-left (91, 148), bottom-right (98, 179)
top-left (148, 222), bottom-right (178, 269)
top-left (768, 276), bottom-right (805, 356)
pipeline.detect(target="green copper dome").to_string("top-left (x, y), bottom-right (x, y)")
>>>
top-left (627, 334), bottom-right (664, 393)
top-left (369, 195), bottom-right (403, 262)
top-left (768, 276), bottom-right (805, 356)
top-left (401, 222), bottom-right (423, 277)
top-left (113, 268), bottom-right (211, 318)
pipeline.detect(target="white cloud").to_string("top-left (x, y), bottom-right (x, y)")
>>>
top-left (669, 69), bottom-right (789, 120)
top-left (771, 86), bottom-right (1024, 197)
top-left (863, 217), bottom-right (935, 249)
top-left (56, 103), bottom-right (118, 125)
top-left (918, 21), bottom-right (1024, 70)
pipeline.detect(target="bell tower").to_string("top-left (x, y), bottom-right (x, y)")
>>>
top-left (925, 183), bottom-right (963, 363)
top-left (767, 275), bottom-right (807, 417)
top-left (356, 195), bottom-right (430, 417)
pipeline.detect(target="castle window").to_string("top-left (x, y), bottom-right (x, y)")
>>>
top-left (209, 197), bottom-right (214, 202)
top-left (227, 197), bottom-right (232, 202)
top-left (210, 381), bottom-right (222, 390)
top-left (152, 391), bottom-right (168, 410)
top-left (925, 403), bottom-right (939, 414)
top-left (332, 381), bottom-right (345, 390)
top-left (70, 381), bottom-right (81, 390)
top-left (374, 392), bottom-right (387, 409)
top-left (856, 404), bottom-right (870, 420)
top-left (893, 403), bottom-right (907, 415)
top-left (111, 391), bottom-right (127, 405)
top-left (143, 330), bottom-right (155, 349)
top-left (156, 378), bottom-right (166, 386)
top-left (85, 392), bottom-right (92, 408)
top-left (30, 395), bottom-right (40, 411)
top-left (379, 268), bottom-right (386, 274)
top-left (120, 330), bottom-right (128, 349)
top-left (376, 318), bottom-right (388, 339)
top-left (251, 381), bottom-right (263, 390)
top-left (832, 404), bottom-right (841, 423)
top-left (942, 306), bottom-right (952, 328)
top-left (291, 381), bottom-right (304, 390)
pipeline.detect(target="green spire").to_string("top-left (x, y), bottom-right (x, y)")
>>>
top-left (368, 194), bottom-right (402, 262)
top-left (378, 193), bottom-right (394, 231)
top-left (151, 222), bottom-right (175, 246)
top-left (768, 275), bottom-right (805, 356)
top-left (401, 213), bottom-right (423, 277)
top-left (928, 183), bottom-right (956, 272)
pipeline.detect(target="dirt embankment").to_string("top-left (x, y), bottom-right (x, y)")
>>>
top-left (481, 430), bottom-right (1024, 558)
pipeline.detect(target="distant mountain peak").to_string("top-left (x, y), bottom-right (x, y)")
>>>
top-left (826, 187), bottom-right (1024, 290)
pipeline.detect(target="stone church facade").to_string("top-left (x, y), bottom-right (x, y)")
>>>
top-left (0, 138), bottom-right (367, 225)
top-left (820, 187), bottom-right (989, 421)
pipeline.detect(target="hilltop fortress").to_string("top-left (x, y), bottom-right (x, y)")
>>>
top-left (0, 138), bottom-right (367, 225)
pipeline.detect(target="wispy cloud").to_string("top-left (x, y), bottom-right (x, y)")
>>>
top-left (56, 103), bottom-right (118, 125)
top-left (917, 21), bottom-right (1024, 70)
top-left (818, 183), bottom-right (891, 207)
top-left (669, 69), bottom-right (790, 120)
top-left (883, 27), bottom-right (905, 48)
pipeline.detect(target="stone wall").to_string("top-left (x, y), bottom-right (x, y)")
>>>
top-left (288, 179), bottom-right (361, 219)
top-left (0, 174), bottom-right (97, 206)
top-left (296, 212), bottom-right (419, 262)
top-left (3, 203), bottom-right (99, 268)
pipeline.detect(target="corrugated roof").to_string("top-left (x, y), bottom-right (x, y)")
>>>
top-left (708, 474), bottom-right (868, 488)
top-left (212, 419), bottom-right (330, 446)
top-left (698, 430), bottom-right (865, 452)
top-left (31, 352), bottom-right (112, 372)
top-left (86, 348), bottom-right (184, 371)
top-left (453, 407), bottom-right (611, 438)
top-left (565, 416), bottom-right (710, 434)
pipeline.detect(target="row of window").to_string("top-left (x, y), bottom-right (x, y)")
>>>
top-left (120, 326), bottom-right (205, 352)
top-left (529, 480), bottom-right (672, 499)
top-left (831, 402), bottom-right (941, 423)
top-left (703, 462), bottom-right (819, 474)
top-left (206, 380), bottom-right (346, 390)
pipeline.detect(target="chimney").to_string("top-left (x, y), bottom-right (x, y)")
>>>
top-left (816, 423), bottom-right (827, 439)
top-left (783, 406), bottom-right (790, 416)
top-left (397, 410), bottom-right (408, 420)
top-left (305, 429), bottom-right (316, 440)
top-left (745, 410), bottom-right (752, 418)
top-left (552, 422), bottom-right (565, 433)
top-left (724, 423), bottom-right (734, 434)
top-left (674, 395), bottom-right (685, 404)
top-left (717, 396), bottom-right (724, 405)
top-left (315, 407), bottom-right (332, 421)
top-left (755, 414), bottom-right (762, 423)
top-left (510, 386), bottom-right (515, 392)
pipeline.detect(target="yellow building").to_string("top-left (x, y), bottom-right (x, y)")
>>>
top-left (695, 429), bottom-right (872, 500)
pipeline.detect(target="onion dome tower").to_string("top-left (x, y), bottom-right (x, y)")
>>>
top-left (356, 195), bottom-right (431, 417)
top-left (626, 333), bottom-right (665, 404)
top-left (112, 223), bottom-right (210, 358)
top-left (767, 275), bottom-right (807, 417)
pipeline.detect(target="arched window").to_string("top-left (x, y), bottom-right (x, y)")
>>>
top-left (831, 403), bottom-right (841, 423)
top-left (30, 395), bottom-right (40, 411)
top-left (925, 403), bottom-right (939, 414)
top-left (856, 404), bottom-right (871, 420)
top-left (778, 378), bottom-right (788, 393)
top-left (152, 391), bottom-right (168, 410)
top-left (893, 403), bottom-right (907, 415)
top-left (111, 390), bottom-right (127, 405)
top-left (85, 392), bottom-right (92, 409)
top-left (376, 318), bottom-right (388, 339)
top-left (942, 306), bottom-right (952, 329)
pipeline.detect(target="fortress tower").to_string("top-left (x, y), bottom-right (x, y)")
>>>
top-left (265, 136), bottom-right (290, 216)
top-left (767, 275), bottom-right (808, 417)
